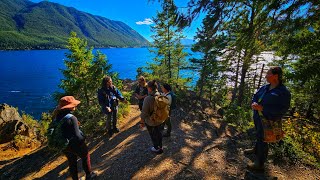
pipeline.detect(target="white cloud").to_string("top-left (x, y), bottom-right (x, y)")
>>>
top-left (136, 18), bottom-right (153, 25)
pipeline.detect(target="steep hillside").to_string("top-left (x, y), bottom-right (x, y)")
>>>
top-left (0, 0), bottom-right (149, 49)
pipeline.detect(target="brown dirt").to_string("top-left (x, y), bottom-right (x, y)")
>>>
top-left (0, 105), bottom-right (319, 180)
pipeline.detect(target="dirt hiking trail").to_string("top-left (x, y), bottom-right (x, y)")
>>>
top-left (0, 105), bottom-right (319, 180)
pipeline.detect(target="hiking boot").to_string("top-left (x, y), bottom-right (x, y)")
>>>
top-left (113, 128), bottom-right (120, 133)
top-left (150, 147), bottom-right (163, 154)
top-left (86, 171), bottom-right (97, 179)
top-left (247, 161), bottom-right (264, 171)
top-left (243, 148), bottom-right (255, 155)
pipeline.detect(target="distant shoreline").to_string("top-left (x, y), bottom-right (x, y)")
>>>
top-left (0, 45), bottom-right (195, 51)
top-left (0, 45), bottom-right (151, 51)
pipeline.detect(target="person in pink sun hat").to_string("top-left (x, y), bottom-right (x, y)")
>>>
top-left (54, 96), bottom-right (97, 180)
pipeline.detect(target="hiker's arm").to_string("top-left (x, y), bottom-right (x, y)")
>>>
top-left (115, 87), bottom-right (125, 101)
top-left (115, 88), bottom-right (127, 104)
top-left (141, 97), bottom-right (151, 122)
top-left (167, 94), bottom-right (172, 105)
top-left (70, 116), bottom-right (85, 142)
top-left (97, 89), bottom-right (107, 107)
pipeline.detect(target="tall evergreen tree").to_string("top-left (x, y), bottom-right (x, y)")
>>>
top-left (148, 0), bottom-right (188, 87)
top-left (59, 32), bottom-right (112, 108)
top-left (191, 2), bottom-right (227, 102)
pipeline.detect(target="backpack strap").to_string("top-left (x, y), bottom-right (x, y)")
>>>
top-left (64, 113), bottom-right (74, 119)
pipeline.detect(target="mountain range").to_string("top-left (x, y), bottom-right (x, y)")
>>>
top-left (0, 0), bottom-right (149, 50)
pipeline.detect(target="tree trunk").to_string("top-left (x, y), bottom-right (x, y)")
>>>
top-left (257, 63), bottom-right (265, 89)
top-left (231, 51), bottom-right (242, 103)
top-left (237, 49), bottom-right (250, 106)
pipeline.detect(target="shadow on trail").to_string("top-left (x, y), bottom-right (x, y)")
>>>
top-left (0, 146), bottom-right (66, 180)
top-left (0, 103), bottom-right (276, 179)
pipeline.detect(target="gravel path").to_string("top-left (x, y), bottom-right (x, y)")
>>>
top-left (0, 105), bottom-right (319, 180)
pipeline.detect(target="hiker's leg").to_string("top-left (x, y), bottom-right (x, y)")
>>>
top-left (146, 124), bottom-right (157, 147)
top-left (106, 113), bottom-right (112, 131)
top-left (64, 151), bottom-right (78, 180)
top-left (112, 108), bottom-right (118, 129)
top-left (160, 121), bottom-right (165, 131)
top-left (255, 116), bottom-right (267, 166)
top-left (165, 117), bottom-right (172, 134)
top-left (138, 102), bottom-right (143, 111)
top-left (154, 125), bottom-right (163, 148)
top-left (78, 142), bottom-right (92, 176)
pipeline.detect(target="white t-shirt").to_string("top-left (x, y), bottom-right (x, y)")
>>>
top-left (163, 92), bottom-right (172, 106)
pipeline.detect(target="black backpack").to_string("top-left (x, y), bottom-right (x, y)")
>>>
top-left (169, 91), bottom-right (177, 110)
top-left (47, 114), bottom-right (73, 152)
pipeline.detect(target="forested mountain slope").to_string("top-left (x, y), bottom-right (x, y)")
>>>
top-left (0, 0), bottom-right (149, 49)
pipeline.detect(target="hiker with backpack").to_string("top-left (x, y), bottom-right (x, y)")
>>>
top-left (161, 83), bottom-right (176, 137)
top-left (50, 96), bottom-right (97, 180)
top-left (246, 66), bottom-right (291, 171)
top-left (98, 76), bottom-right (127, 137)
top-left (134, 76), bottom-right (148, 130)
top-left (141, 80), bottom-right (170, 154)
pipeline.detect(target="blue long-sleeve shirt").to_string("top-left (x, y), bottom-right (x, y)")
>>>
top-left (252, 84), bottom-right (291, 121)
top-left (97, 85), bottom-right (125, 110)
top-left (56, 110), bottom-right (85, 146)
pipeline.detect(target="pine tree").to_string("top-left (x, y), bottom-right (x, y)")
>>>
top-left (59, 32), bottom-right (112, 107)
top-left (191, 3), bottom-right (227, 103)
top-left (148, 0), bottom-right (188, 88)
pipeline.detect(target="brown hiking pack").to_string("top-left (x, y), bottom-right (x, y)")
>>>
top-left (150, 95), bottom-right (170, 126)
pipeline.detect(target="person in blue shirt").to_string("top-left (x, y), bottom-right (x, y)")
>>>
top-left (98, 76), bottom-right (127, 137)
top-left (247, 66), bottom-right (291, 171)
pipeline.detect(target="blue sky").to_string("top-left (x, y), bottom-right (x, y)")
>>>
top-left (30, 0), bottom-right (204, 41)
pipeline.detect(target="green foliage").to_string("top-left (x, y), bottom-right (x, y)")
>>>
top-left (39, 112), bottom-right (52, 138)
top-left (58, 32), bottom-right (112, 125)
top-left (223, 104), bottom-right (253, 132)
top-left (0, 0), bottom-right (148, 50)
top-left (21, 113), bottom-right (38, 129)
top-left (145, 1), bottom-right (189, 89)
top-left (267, 1), bottom-right (320, 166)
top-left (57, 32), bottom-right (130, 135)
top-left (270, 136), bottom-right (319, 168)
top-left (278, 118), bottom-right (320, 166)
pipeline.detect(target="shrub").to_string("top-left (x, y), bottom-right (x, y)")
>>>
top-left (223, 104), bottom-right (253, 131)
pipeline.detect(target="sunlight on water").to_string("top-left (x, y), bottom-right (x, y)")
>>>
top-left (0, 48), bottom-right (200, 119)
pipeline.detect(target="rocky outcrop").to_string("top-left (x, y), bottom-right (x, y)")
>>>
top-left (0, 104), bottom-right (40, 149)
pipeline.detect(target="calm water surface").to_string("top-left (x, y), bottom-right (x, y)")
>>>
top-left (0, 48), bottom-right (198, 119)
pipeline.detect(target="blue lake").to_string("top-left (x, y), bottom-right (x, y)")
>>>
top-left (0, 48), bottom-right (199, 119)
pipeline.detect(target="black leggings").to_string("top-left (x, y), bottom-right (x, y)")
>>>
top-left (146, 124), bottom-right (163, 149)
top-left (64, 141), bottom-right (92, 180)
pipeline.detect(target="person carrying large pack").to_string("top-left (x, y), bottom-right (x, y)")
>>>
top-left (48, 96), bottom-right (97, 180)
top-left (141, 80), bottom-right (169, 154)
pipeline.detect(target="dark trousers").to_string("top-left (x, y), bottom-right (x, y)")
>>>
top-left (106, 109), bottom-right (118, 131)
top-left (138, 102), bottom-right (143, 111)
top-left (146, 124), bottom-right (163, 149)
top-left (254, 115), bottom-right (269, 165)
top-left (162, 117), bottom-right (172, 134)
top-left (64, 141), bottom-right (91, 180)
top-left (161, 109), bottom-right (172, 134)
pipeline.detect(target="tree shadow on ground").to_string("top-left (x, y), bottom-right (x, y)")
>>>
top-left (0, 146), bottom-right (65, 180)
top-left (0, 103), bottom-right (276, 179)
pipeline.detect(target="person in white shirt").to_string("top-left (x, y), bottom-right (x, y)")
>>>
top-left (161, 83), bottom-right (173, 137)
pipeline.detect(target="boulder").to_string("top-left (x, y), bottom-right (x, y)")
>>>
top-left (0, 104), bottom-right (33, 144)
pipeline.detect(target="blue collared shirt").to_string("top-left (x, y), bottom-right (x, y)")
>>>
top-left (252, 84), bottom-right (291, 121)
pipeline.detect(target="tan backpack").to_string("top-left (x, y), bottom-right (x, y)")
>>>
top-left (150, 95), bottom-right (170, 126)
